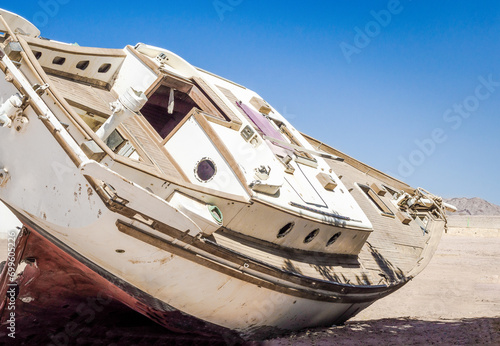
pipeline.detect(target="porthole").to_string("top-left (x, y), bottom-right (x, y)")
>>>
top-left (277, 222), bottom-right (294, 238)
top-left (98, 63), bottom-right (112, 73)
top-left (326, 232), bottom-right (342, 247)
top-left (52, 56), bottom-right (66, 65)
top-left (33, 51), bottom-right (42, 60)
top-left (76, 60), bottom-right (90, 70)
top-left (304, 229), bottom-right (320, 243)
top-left (194, 158), bottom-right (217, 182)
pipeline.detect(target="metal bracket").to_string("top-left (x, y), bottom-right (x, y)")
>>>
top-left (33, 83), bottom-right (49, 96)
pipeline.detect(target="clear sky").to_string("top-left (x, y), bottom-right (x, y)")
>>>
top-left (4, 1), bottom-right (500, 205)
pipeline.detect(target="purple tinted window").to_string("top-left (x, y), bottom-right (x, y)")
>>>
top-left (196, 159), bottom-right (216, 182)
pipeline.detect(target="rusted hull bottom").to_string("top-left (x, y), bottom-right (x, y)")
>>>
top-left (0, 218), bottom-right (242, 344)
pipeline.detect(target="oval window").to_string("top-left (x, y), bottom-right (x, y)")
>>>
top-left (277, 222), bottom-right (294, 238)
top-left (195, 158), bottom-right (216, 182)
top-left (327, 232), bottom-right (342, 247)
top-left (304, 229), bottom-right (320, 244)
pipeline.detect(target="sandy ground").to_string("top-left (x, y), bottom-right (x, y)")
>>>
top-left (265, 231), bottom-right (500, 345)
top-left (0, 230), bottom-right (498, 345)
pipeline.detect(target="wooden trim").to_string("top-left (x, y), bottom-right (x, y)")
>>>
top-left (116, 124), bottom-right (161, 171)
top-left (195, 66), bottom-right (246, 90)
top-left (193, 111), bottom-right (253, 197)
top-left (249, 96), bottom-right (272, 115)
top-left (358, 183), bottom-right (395, 218)
top-left (0, 59), bottom-right (82, 167)
top-left (23, 36), bottom-right (126, 57)
top-left (0, 13), bottom-right (16, 40)
top-left (44, 67), bottom-right (111, 90)
top-left (9, 38), bottom-right (250, 206)
top-left (204, 113), bottom-right (242, 131)
top-left (192, 76), bottom-right (242, 126)
top-left (17, 36), bottom-right (124, 161)
top-left (302, 133), bottom-right (415, 194)
top-left (144, 75), bottom-right (163, 97)
top-left (160, 108), bottom-right (196, 145)
top-left (126, 45), bottom-right (159, 73)
top-left (161, 147), bottom-right (189, 182)
top-left (189, 85), bottom-right (225, 120)
top-left (17, 37), bottom-right (90, 139)
top-left (133, 114), bottom-right (163, 144)
top-left (15, 39), bottom-right (246, 203)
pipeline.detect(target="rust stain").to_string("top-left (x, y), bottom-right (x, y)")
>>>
top-left (129, 256), bottom-right (173, 265)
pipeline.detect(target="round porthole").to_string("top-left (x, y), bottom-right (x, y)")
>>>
top-left (326, 232), bottom-right (342, 247)
top-left (304, 229), bottom-right (320, 244)
top-left (194, 158), bottom-right (217, 182)
top-left (277, 222), bottom-right (294, 238)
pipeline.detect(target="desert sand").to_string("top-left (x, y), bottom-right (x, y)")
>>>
top-left (0, 226), bottom-right (498, 345)
top-left (265, 229), bottom-right (500, 345)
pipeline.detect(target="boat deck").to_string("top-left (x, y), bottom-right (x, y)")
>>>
top-left (44, 56), bottom-right (439, 290)
top-left (47, 74), bottom-right (185, 182)
top-left (212, 154), bottom-right (442, 287)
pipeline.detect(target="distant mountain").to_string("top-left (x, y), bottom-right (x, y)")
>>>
top-left (444, 197), bottom-right (500, 216)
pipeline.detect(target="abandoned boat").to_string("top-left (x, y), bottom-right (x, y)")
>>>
top-left (0, 9), bottom-right (455, 341)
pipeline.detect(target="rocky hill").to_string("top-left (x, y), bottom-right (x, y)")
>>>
top-left (444, 197), bottom-right (500, 216)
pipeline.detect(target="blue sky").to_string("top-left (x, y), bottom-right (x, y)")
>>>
top-left (4, 1), bottom-right (500, 205)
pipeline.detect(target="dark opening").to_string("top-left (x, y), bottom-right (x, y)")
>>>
top-left (33, 51), bottom-right (42, 60)
top-left (52, 56), bottom-right (66, 65)
top-left (277, 222), bottom-right (294, 238)
top-left (76, 60), bottom-right (90, 70)
top-left (304, 229), bottom-right (320, 243)
top-left (140, 85), bottom-right (198, 139)
top-left (98, 63), bottom-right (112, 73)
top-left (195, 158), bottom-right (216, 182)
top-left (327, 232), bottom-right (342, 247)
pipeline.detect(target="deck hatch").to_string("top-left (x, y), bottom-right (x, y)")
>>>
top-left (357, 183), bottom-right (394, 217)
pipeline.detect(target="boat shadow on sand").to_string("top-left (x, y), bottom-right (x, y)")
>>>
top-left (1, 298), bottom-right (498, 346)
top-left (264, 317), bottom-right (500, 346)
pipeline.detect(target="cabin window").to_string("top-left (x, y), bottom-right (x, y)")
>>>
top-left (140, 84), bottom-right (199, 139)
top-left (52, 56), bottom-right (66, 65)
top-left (304, 229), bottom-right (319, 243)
top-left (326, 232), bottom-right (341, 246)
top-left (33, 51), bottom-right (42, 60)
top-left (76, 60), bottom-right (90, 70)
top-left (277, 222), bottom-right (294, 238)
top-left (358, 183), bottom-right (394, 217)
top-left (98, 63), bottom-right (112, 73)
top-left (195, 158), bottom-right (217, 182)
